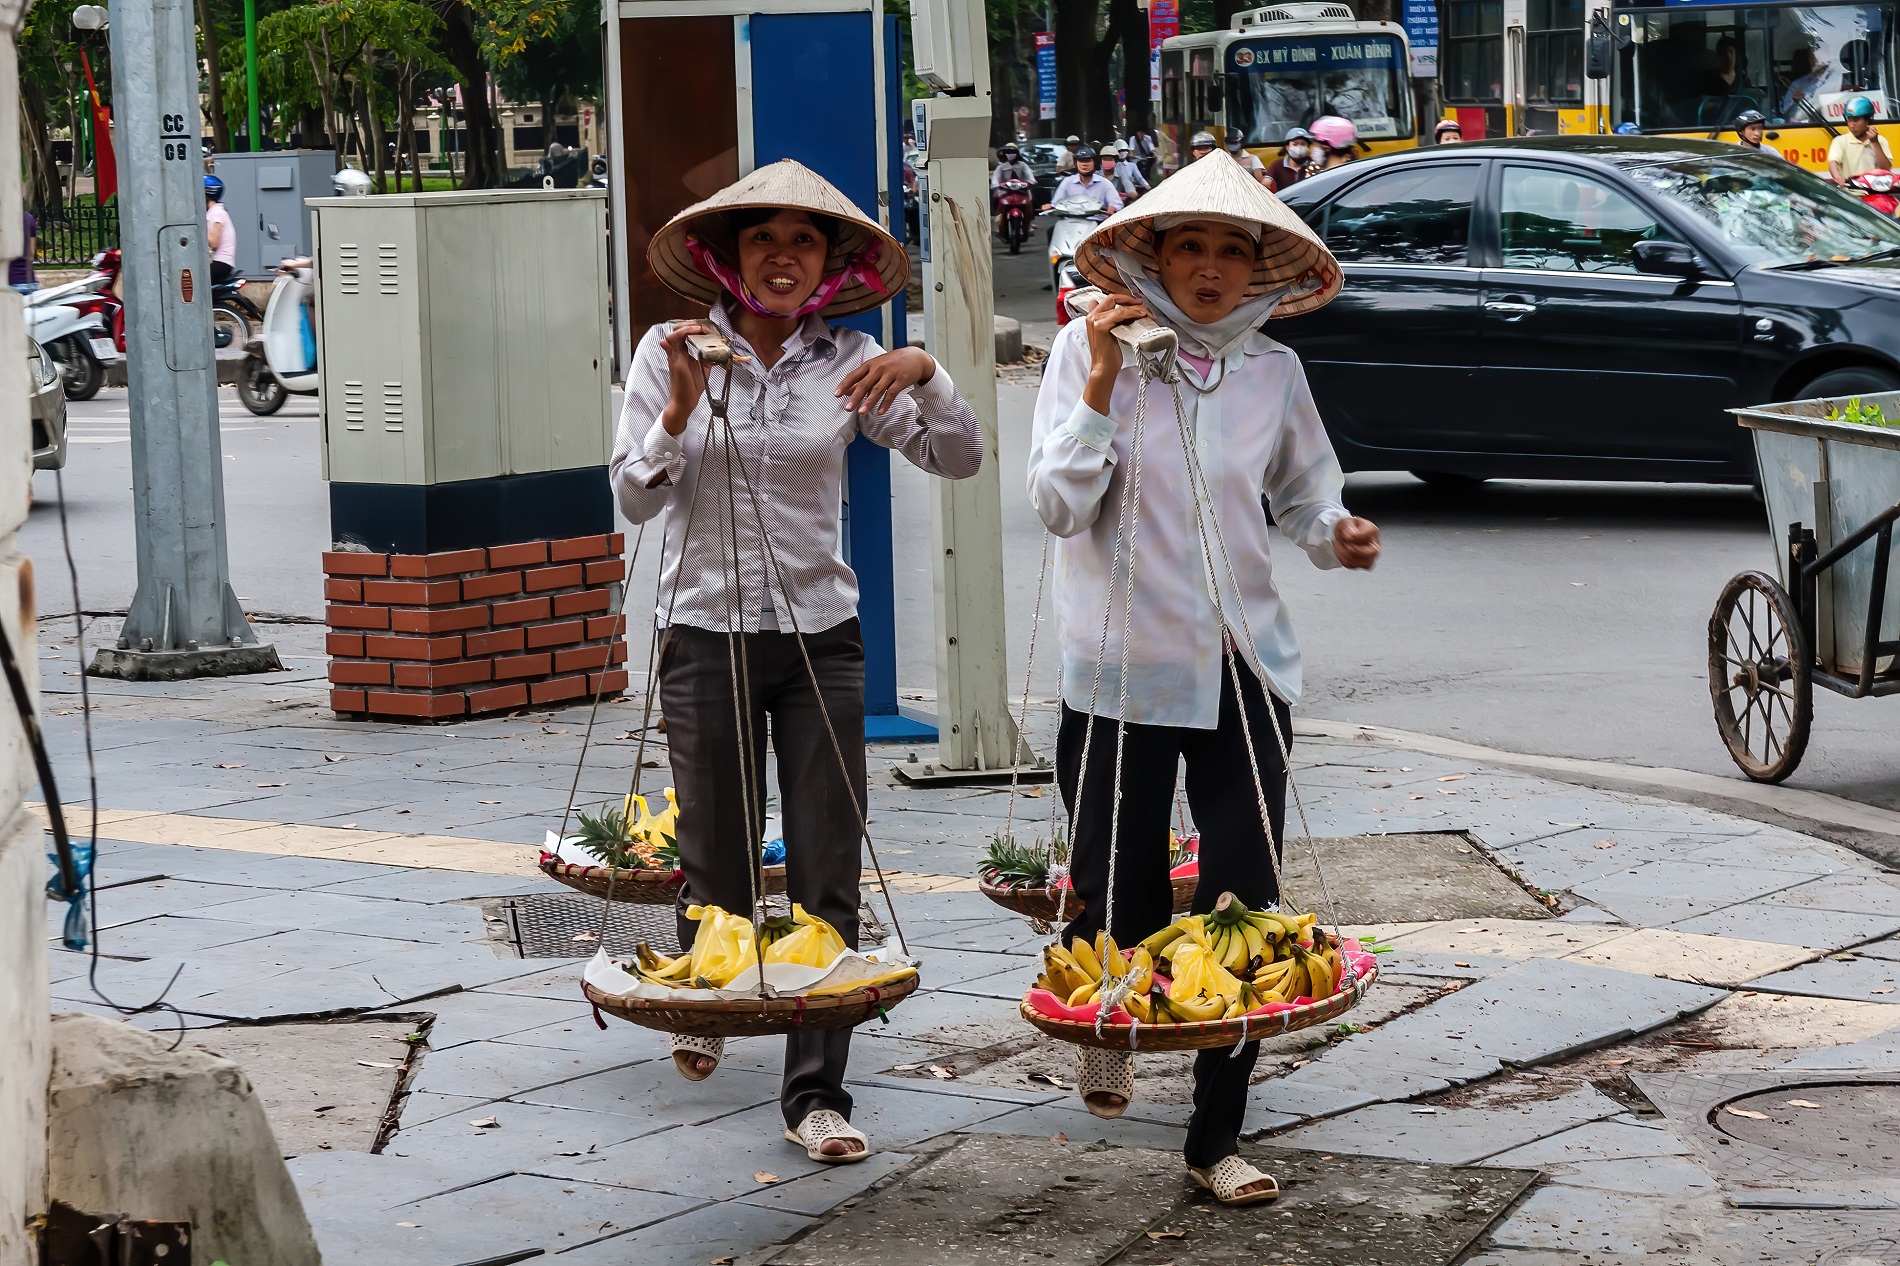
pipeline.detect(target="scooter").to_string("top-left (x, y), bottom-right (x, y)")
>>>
top-left (235, 263), bottom-right (319, 415)
top-left (25, 300), bottom-right (115, 401)
top-left (996, 179), bottom-right (1033, 255)
top-left (1846, 169), bottom-right (1900, 215)
top-left (1040, 195), bottom-right (1110, 295)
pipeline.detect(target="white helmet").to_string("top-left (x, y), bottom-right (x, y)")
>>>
top-left (332, 167), bottom-right (374, 197)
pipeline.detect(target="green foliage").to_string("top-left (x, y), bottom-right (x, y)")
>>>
top-left (573, 801), bottom-right (680, 870)
top-left (1823, 396), bottom-right (1898, 428)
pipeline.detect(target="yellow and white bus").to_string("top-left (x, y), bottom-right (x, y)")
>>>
top-left (1436, 0), bottom-right (1887, 175)
top-left (1157, 3), bottom-right (1418, 175)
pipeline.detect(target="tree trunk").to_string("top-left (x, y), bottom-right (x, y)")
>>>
top-left (988, 9), bottom-right (1019, 147)
top-left (306, 36), bottom-right (342, 162)
top-left (1114, 0), bottom-right (1152, 135)
top-left (365, 65), bottom-right (389, 191)
top-left (19, 74), bottom-right (64, 217)
top-left (404, 72), bottom-right (425, 190)
top-left (1055, 0), bottom-right (1113, 142)
top-left (433, 0), bottom-right (503, 187)
top-left (196, 0), bottom-right (232, 152)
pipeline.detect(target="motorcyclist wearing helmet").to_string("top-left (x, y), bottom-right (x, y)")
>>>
top-left (1307, 116), bottom-right (1359, 171)
top-left (204, 173), bottom-right (238, 286)
top-left (1099, 142), bottom-right (1149, 199)
top-left (1059, 133), bottom-right (1083, 172)
top-left (1045, 143), bottom-right (1123, 213)
top-left (1434, 118), bottom-right (1463, 144)
top-left (1224, 126), bottom-right (1271, 184)
top-left (1829, 96), bottom-right (1892, 184)
top-left (1732, 109), bottom-right (1776, 154)
top-left (1190, 129), bottom-right (1218, 162)
top-left (993, 143), bottom-right (1035, 189)
top-left (1265, 128), bottom-right (1312, 190)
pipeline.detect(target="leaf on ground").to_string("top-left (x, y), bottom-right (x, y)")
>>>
top-left (754, 1171), bottom-right (780, 1184)
top-left (1023, 786), bottom-right (1044, 798)
top-left (469, 1115), bottom-right (500, 1128)
top-left (324, 754), bottom-right (348, 763)
top-left (255, 781), bottom-right (287, 788)
top-left (355, 1059), bottom-right (396, 1069)
top-left (1593, 839), bottom-right (1617, 849)
top-left (926, 1064), bottom-right (957, 1080)
top-left (215, 763), bottom-right (245, 769)
top-left (397, 1222), bottom-right (421, 1228)
top-left (1411, 1106), bottom-right (1440, 1114)
top-left (571, 932), bottom-right (598, 942)
top-left (1146, 1229), bottom-right (1185, 1240)
top-left (479, 799), bottom-right (501, 805)
top-left (1724, 1105), bottom-right (1769, 1121)
top-left (1873, 988), bottom-right (1895, 995)
top-left (1786, 1098), bottom-right (1824, 1109)
top-left (712, 1256), bottom-right (737, 1265)
top-left (1026, 1072), bottom-right (1069, 1089)
top-left (1049, 1132), bottom-right (1068, 1142)
top-left (1436, 774), bottom-right (1466, 782)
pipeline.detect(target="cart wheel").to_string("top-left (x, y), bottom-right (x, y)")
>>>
top-left (1708, 570), bottom-right (1813, 783)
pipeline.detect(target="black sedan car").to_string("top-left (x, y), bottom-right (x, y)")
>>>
top-left (1272, 137), bottom-right (1900, 485)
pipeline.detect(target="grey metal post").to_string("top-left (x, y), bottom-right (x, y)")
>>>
top-left (91, 0), bottom-right (280, 680)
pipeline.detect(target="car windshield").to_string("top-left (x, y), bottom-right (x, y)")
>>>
top-left (1625, 153), bottom-right (1900, 264)
top-left (1225, 34), bottom-right (1414, 143)
top-left (1019, 142), bottom-right (1067, 168)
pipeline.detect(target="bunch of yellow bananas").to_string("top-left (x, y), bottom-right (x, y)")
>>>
top-left (1031, 893), bottom-right (1350, 1026)
top-left (634, 904), bottom-right (922, 997)
top-left (758, 905), bottom-right (848, 968)
top-left (626, 788), bottom-right (680, 849)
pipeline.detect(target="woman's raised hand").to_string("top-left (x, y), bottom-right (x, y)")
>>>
top-left (838, 347), bottom-right (937, 417)
top-left (659, 321), bottom-right (712, 436)
top-left (1082, 293), bottom-right (1150, 415)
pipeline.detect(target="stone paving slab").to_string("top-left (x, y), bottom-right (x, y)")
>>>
top-left (388, 1172), bottom-right (699, 1261)
top-left (1785, 1023), bottom-right (1900, 1070)
top-left (1569, 861), bottom-right (1810, 926)
top-left (1482, 1114), bottom-right (1698, 1165)
top-left (1745, 955), bottom-right (1900, 1004)
top-left (1692, 991), bottom-right (1900, 1054)
top-left (1558, 927), bottom-right (1817, 987)
top-left (1483, 1184), bottom-right (1711, 1257)
top-left (562, 1200), bottom-right (815, 1266)
top-left (1760, 872), bottom-right (1900, 917)
top-left (735, 1149), bottom-right (920, 1217)
top-left (407, 1034), bottom-right (649, 1101)
top-left (1664, 901), bottom-right (1900, 950)
top-left (1249, 959), bottom-right (1725, 1123)
top-left (1263, 1085), bottom-right (1621, 1165)
top-left (389, 989), bottom-right (595, 1050)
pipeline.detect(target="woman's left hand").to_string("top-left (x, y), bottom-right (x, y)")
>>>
top-left (838, 348), bottom-right (937, 416)
top-left (1333, 516), bottom-right (1381, 569)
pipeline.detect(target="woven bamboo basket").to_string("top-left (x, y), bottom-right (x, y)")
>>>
top-left (540, 855), bottom-right (788, 904)
top-left (583, 969), bottom-right (920, 1037)
top-left (977, 873), bottom-right (1196, 923)
top-left (1018, 958), bottom-right (1377, 1052)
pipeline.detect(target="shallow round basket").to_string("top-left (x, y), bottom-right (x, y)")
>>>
top-left (977, 874), bottom-right (1196, 922)
top-left (1018, 959), bottom-right (1377, 1052)
top-left (540, 855), bottom-right (787, 904)
top-left (583, 969), bottom-right (920, 1037)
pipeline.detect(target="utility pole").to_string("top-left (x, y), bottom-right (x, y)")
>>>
top-left (244, 0), bottom-right (262, 150)
top-left (901, 0), bottom-right (1041, 784)
top-left (90, 0), bottom-right (280, 681)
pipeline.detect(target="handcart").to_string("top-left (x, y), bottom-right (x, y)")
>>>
top-left (1711, 394), bottom-right (1900, 782)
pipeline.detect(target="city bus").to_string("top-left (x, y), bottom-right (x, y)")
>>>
top-left (1607, 0), bottom-right (1892, 172)
top-left (1157, 3), bottom-right (1417, 175)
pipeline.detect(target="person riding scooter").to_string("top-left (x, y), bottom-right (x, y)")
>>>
top-left (1732, 109), bottom-right (1781, 156)
top-left (993, 142), bottom-right (1036, 228)
top-left (1829, 96), bottom-right (1891, 184)
top-left (1044, 146), bottom-right (1122, 215)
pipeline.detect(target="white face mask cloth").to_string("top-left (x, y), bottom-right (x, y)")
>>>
top-left (1111, 248), bottom-right (1291, 364)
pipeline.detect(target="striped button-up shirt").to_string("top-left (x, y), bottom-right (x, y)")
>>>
top-left (612, 302), bottom-right (985, 635)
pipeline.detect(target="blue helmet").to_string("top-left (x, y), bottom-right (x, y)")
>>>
top-left (1846, 95), bottom-right (1878, 120)
top-left (203, 173), bottom-right (225, 200)
top-left (1614, 121), bottom-right (1641, 135)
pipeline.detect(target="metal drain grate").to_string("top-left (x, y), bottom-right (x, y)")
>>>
top-left (496, 892), bottom-right (892, 960)
top-left (500, 892), bottom-right (682, 958)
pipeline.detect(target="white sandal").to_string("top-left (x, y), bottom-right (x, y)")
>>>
top-left (1188, 1154), bottom-right (1280, 1207)
top-left (784, 1109), bottom-right (870, 1164)
top-left (669, 1034), bottom-right (723, 1082)
top-left (1075, 1048), bottom-right (1135, 1120)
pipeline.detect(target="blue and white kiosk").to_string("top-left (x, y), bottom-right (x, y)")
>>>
top-left (604, 0), bottom-right (929, 740)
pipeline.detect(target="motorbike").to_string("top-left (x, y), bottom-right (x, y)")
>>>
top-left (236, 262), bottom-right (319, 415)
top-left (212, 274), bottom-right (266, 350)
top-left (27, 248), bottom-right (124, 355)
top-left (996, 179), bottom-right (1033, 254)
top-left (1041, 195), bottom-right (1110, 297)
top-left (1846, 169), bottom-right (1900, 215)
top-left (25, 299), bottom-right (115, 401)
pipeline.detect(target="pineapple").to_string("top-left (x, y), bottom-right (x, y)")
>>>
top-left (980, 832), bottom-right (1053, 891)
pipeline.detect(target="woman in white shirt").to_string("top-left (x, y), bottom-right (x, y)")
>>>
top-left (613, 160), bottom-right (983, 1165)
top-left (1027, 150), bottom-right (1380, 1206)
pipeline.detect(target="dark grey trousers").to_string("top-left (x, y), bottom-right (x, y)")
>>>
top-left (658, 619), bottom-right (867, 1128)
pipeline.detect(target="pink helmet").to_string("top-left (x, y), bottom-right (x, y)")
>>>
top-left (1308, 115), bottom-right (1358, 151)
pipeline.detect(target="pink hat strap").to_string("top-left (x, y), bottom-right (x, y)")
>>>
top-left (686, 234), bottom-right (891, 320)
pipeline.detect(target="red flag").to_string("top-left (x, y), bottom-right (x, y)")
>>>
top-left (80, 50), bottom-right (116, 205)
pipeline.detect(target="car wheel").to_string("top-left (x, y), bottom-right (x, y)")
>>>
top-left (1797, 365), bottom-right (1900, 400)
top-left (1411, 471), bottom-right (1487, 492)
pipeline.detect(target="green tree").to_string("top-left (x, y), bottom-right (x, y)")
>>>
top-left (18, 4), bottom-right (91, 215)
top-left (488, 0), bottom-right (600, 165)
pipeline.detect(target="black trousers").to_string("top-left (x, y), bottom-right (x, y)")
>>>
top-left (658, 619), bottom-right (867, 1128)
top-left (1056, 653), bottom-right (1291, 1169)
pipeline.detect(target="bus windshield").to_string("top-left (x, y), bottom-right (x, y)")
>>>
top-left (1613, 3), bottom-right (1899, 131)
top-left (1225, 34), bottom-right (1414, 143)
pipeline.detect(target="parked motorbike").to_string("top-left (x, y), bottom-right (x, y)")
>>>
top-left (1041, 195), bottom-right (1110, 296)
top-left (27, 248), bottom-right (124, 353)
top-left (996, 179), bottom-right (1033, 255)
top-left (25, 299), bottom-right (115, 401)
top-left (1846, 169), bottom-right (1900, 215)
top-left (236, 262), bottom-right (319, 415)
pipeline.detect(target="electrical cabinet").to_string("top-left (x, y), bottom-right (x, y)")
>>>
top-left (310, 187), bottom-right (613, 486)
top-left (211, 150), bottom-right (337, 279)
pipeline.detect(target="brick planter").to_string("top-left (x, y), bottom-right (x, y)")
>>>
top-left (323, 533), bottom-right (630, 721)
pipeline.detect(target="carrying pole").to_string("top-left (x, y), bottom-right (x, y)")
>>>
top-left (92, 0), bottom-right (280, 681)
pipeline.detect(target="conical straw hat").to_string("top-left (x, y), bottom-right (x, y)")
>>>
top-left (648, 159), bottom-right (909, 320)
top-left (1074, 150), bottom-right (1341, 319)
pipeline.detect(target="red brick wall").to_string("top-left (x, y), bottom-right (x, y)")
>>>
top-left (323, 533), bottom-right (630, 721)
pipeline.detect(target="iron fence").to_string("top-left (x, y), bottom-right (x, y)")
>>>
top-left (33, 201), bottom-right (118, 268)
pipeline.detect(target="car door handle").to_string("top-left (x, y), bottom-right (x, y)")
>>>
top-left (1484, 300), bottom-right (1537, 316)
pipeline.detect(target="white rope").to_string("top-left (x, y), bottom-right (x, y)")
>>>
top-left (1000, 531), bottom-right (1050, 845)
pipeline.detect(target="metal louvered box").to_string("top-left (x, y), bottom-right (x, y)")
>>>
top-left (309, 188), bottom-right (612, 486)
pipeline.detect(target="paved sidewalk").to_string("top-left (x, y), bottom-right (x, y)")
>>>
top-left (37, 616), bottom-right (1900, 1264)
